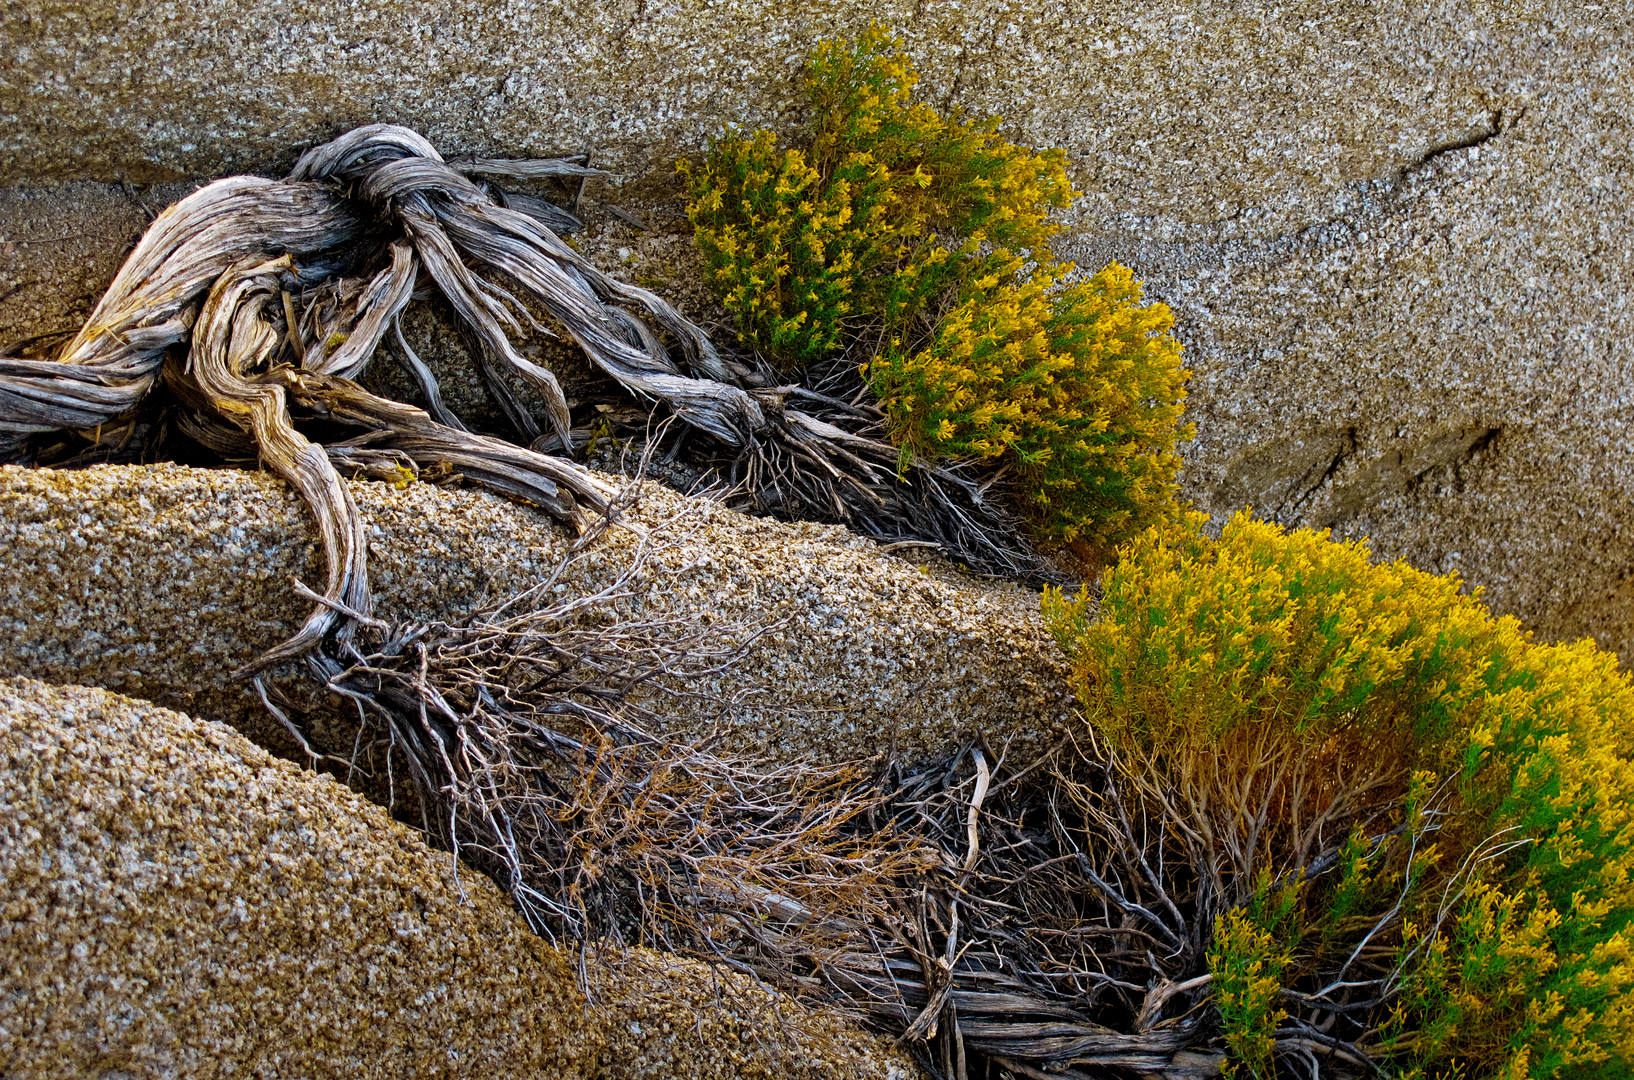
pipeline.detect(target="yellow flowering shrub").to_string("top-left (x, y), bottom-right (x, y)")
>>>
top-left (1209, 880), bottom-right (1300, 1080)
top-left (1385, 634), bottom-right (1634, 1080)
top-left (1044, 512), bottom-right (1495, 788)
top-left (1044, 512), bottom-right (1634, 1078)
top-left (679, 129), bottom-right (878, 361)
top-left (680, 24), bottom-right (1070, 367)
top-left (867, 263), bottom-right (1191, 546)
top-left (681, 25), bottom-right (1190, 550)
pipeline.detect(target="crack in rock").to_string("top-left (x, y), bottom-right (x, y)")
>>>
top-left (1401, 106), bottom-right (1512, 181)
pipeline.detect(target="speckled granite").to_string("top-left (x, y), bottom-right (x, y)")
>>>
top-left (590, 950), bottom-right (916, 1080)
top-left (0, 676), bottom-right (919, 1079)
top-left (0, 463), bottom-right (1072, 764)
top-left (0, 0), bottom-right (1569, 206)
top-left (0, 675), bottom-right (603, 1080)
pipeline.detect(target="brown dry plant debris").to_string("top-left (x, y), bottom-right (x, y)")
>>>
top-left (264, 484), bottom-right (1223, 1080)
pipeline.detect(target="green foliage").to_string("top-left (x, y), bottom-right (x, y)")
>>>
top-left (1044, 513), bottom-right (1634, 1078)
top-left (680, 24), bottom-right (1190, 550)
top-left (679, 127), bottom-right (878, 364)
top-left (1209, 871), bottom-right (1303, 1078)
top-left (1381, 634), bottom-right (1634, 1080)
top-left (1209, 909), bottom-right (1293, 1079)
top-left (1043, 510), bottom-right (1494, 778)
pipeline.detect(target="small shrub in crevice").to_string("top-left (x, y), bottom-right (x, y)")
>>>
top-left (680, 26), bottom-right (1071, 368)
top-left (681, 25), bottom-right (1191, 553)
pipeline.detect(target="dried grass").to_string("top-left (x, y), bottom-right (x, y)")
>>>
top-left (240, 475), bottom-right (1221, 1080)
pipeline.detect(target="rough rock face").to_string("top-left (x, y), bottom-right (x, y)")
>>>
top-left (0, 463), bottom-right (1072, 763)
top-left (590, 951), bottom-right (915, 1080)
top-left (0, 675), bottom-right (601, 1080)
top-left (2, 2), bottom-right (1629, 660)
top-left (0, 1), bottom-right (1590, 200)
top-left (0, 676), bottom-right (920, 1080)
top-left (1055, 11), bottom-right (1634, 662)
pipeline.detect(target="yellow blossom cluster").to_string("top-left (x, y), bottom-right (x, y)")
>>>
top-left (1387, 633), bottom-right (1634, 1079)
top-left (1209, 881), bottom-right (1300, 1080)
top-left (868, 262), bottom-right (1191, 546)
top-left (680, 24), bottom-right (1070, 368)
top-left (1044, 513), bottom-right (1634, 1078)
top-left (681, 25), bottom-right (1190, 550)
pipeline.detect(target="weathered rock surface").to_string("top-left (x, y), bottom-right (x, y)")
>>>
top-left (0, 675), bottom-right (601, 1080)
top-left (0, 675), bottom-right (920, 1079)
top-left (2, 1), bottom-right (1630, 659)
top-left (0, 0), bottom-right (1583, 207)
top-left (590, 950), bottom-right (916, 1080)
top-left (0, 462), bottom-right (1071, 763)
top-left (1055, 9), bottom-right (1634, 661)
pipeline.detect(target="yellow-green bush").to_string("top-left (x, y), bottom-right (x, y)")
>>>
top-left (681, 25), bottom-right (1191, 549)
top-left (866, 263), bottom-right (1189, 546)
top-left (1383, 634), bottom-right (1634, 1080)
top-left (680, 25), bottom-right (1071, 367)
top-left (1044, 513), bottom-right (1634, 1078)
top-left (1209, 886), bottom-right (1299, 1080)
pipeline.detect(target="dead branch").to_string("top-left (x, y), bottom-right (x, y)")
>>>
top-left (3, 125), bottom-right (1062, 682)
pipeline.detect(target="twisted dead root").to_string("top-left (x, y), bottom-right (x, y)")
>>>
top-left (1, 125), bottom-right (1060, 677)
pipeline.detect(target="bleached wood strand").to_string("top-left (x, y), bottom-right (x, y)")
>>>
top-left (0, 119), bottom-right (1065, 664)
top-left (300, 127), bottom-right (746, 429)
top-left (0, 179), bottom-right (355, 435)
top-left (1, 123), bottom-right (727, 450)
top-left (183, 255), bottom-right (374, 668)
top-left (0, 124), bottom-right (685, 665)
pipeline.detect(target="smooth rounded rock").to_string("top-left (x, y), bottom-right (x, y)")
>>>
top-left (0, 463), bottom-right (1073, 764)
